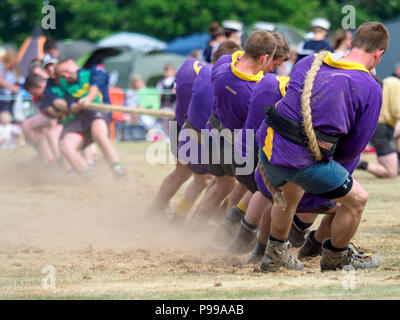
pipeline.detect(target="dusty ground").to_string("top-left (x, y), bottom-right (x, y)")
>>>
top-left (0, 143), bottom-right (399, 299)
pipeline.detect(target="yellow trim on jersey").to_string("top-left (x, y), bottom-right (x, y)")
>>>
top-left (276, 76), bottom-right (290, 96)
top-left (231, 51), bottom-right (263, 82)
top-left (193, 61), bottom-right (203, 75)
top-left (72, 83), bottom-right (90, 98)
top-left (263, 127), bottom-right (275, 161)
top-left (322, 52), bottom-right (370, 73)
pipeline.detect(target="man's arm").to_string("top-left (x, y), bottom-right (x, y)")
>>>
top-left (335, 85), bottom-right (383, 162)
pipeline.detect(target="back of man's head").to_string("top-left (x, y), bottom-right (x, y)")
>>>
top-left (353, 22), bottom-right (390, 53)
top-left (24, 73), bottom-right (46, 91)
top-left (244, 30), bottom-right (276, 60)
top-left (212, 40), bottom-right (242, 64)
top-left (272, 33), bottom-right (290, 62)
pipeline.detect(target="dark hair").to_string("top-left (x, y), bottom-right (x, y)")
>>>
top-left (331, 29), bottom-right (349, 50)
top-left (212, 40), bottom-right (242, 64)
top-left (272, 32), bottom-right (289, 61)
top-left (352, 22), bottom-right (390, 53)
top-left (211, 27), bottom-right (225, 40)
top-left (44, 39), bottom-right (58, 53)
top-left (208, 22), bottom-right (220, 34)
top-left (24, 73), bottom-right (46, 90)
top-left (244, 30), bottom-right (276, 60)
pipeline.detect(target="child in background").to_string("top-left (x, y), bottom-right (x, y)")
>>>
top-left (0, 111), bottom-right (22, 149)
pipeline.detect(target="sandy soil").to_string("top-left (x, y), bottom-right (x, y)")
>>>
top-left (0, 143), bottom-right (399, 299)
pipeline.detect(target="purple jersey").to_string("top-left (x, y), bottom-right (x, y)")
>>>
top-left (259, 52), bottom-right (383, 169)
top-left (187, 64), bottom-right (213, 131)
top-left (175, 58), bottom-right (203, 127)
top-left (211, 51), bottom-right (263, 130)
top-left (254, 155), bottom-right (360, 212)
top-left (236, 74), bottom-right (289, 157)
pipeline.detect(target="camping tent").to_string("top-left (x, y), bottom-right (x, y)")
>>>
top-left (97, 32), bottom-right (167, 53)
top-left (81, 47), bottom-right (186, 88)
top-left (101, 50), bottom-right (186, 88)
top-left (17, 25), bottom-right (46, 77)
top-left (57, 39), bottom-right (96, 61)
top-left (376, 18), bottom-right (400, 79)
top-left (250, 22), bottom-right (305, 46)
top-left (165, 33), bottom-right (210, 56)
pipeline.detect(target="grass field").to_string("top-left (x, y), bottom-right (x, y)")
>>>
top-left (0, 142), bottom-right (399, 299)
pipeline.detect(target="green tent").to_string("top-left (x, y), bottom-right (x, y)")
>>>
top-left (102, 50), bottom-right (186, 88)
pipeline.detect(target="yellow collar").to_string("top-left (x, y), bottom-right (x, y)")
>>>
top-left (193, 61), bottom-right (202, 75)
top-left (276, 76), bottom-right (290, 96)
top-left (322, 52), bottom-right (370, 73)
top-left (231, 51), bottom-right (264, 82)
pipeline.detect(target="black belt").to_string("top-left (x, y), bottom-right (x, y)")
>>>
top-left (264, 106), bottom-right (339, 158)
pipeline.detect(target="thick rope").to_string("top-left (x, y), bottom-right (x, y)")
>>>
top-left (301, 50), bottom-right (329, 161)
top-left (82, 102), bottom-right (176, 119)
top-left (258, 161), bottom-right (287, 211)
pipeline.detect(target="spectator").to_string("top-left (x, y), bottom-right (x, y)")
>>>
top-left (156, 63), bottom-right (176, 108)
top-left (0, 49), bottom-right (24, 113)
top-left (0, 111), bottom-right (22, 149)
top-left (125, 74), bottom-right (146, 109)
top-left (222, 20), bottom-right (243, 46)
top-left (331, 29), bottom-right (352, 57)
top-left (202, 23), bottom-right (226, 63)
top-left (276, 45), bottom-right (298, 77)
top-left (296, 17), bottom-right (332, 63)
top-left (357, 62), bottom-right (400, 178)
top-left (43, 39), bottom-right (60, 58)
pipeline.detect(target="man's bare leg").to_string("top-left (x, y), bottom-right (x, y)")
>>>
top-left (91, 119), bottom-right (125, 177)
top-left (151, 160), bottom-right (193, 213)
top-left (59, 133), bottom-right (88, 174)
top-left (226, 182), bottom-right (248, 214)
top-left (365, 153), bottom-right (398, 178)
top-left (173, 173), bottom-right (211, 220)
top-left (191, 176), bottom-right (236, 227)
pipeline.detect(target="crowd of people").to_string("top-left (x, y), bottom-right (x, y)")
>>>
top-left (149, 19), bottom-right (394, 273)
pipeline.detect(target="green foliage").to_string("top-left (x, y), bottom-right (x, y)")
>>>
top-left (0, 0), bottom-right (398, 46)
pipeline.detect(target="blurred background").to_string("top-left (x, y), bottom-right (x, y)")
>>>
top-left (0, 0), bottom-right (399, 143)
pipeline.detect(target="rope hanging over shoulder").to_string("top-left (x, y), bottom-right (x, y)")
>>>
top-left (301, 50), bottom-right (329, 161)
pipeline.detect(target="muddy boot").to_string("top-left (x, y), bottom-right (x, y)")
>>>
top-left (260, 239), bottom-right (304, 272)
top-left (212, 206), bottom-right (245, 247)
top-left (247, 240), bottom-right (266, 264)
top-left (227, 219), bottom-right (257, 255)
top-left (320, 239), bottom-right (381, 271)
top-left (288, 221), bottom-right (310, 248)
top-left (298, 230), bottom-right (322, 260)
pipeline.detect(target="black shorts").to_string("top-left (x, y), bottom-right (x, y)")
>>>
top-left (370, 123), bottom-right (396, 156)
top-left (207, 134), bottom-right (234, 177)
top-left (170, 122), bottom-right (182, 158)
top-left (61, 110), bottom-right (107, 149)
top-left (233, 144), bottom-right (259, 193)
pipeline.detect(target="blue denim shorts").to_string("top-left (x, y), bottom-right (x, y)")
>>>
top-left (259, 149), bottom-right (351, 197)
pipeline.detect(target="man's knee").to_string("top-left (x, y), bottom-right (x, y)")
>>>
top-left (351, 189), bottom-right (368, 216)
top-left (53, 99), bottom-right (68, 113)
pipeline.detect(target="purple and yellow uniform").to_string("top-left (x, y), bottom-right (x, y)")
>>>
top-left (211, 51), bottom-right (263, 131)
top-left (178, 64), bottom-right (213, 174)
top-left (175, 58), bottom-right (203, 128)
top-left (233, 74), bottom-right (289, 192)
top-left (237, 74), bottom-right (290, 158)
top-left (259, 52), bottom-right (382, 196)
